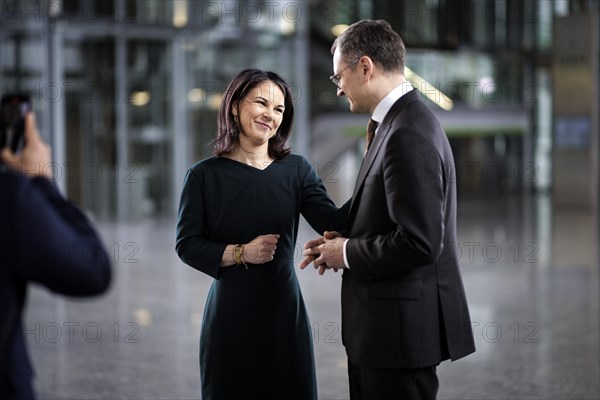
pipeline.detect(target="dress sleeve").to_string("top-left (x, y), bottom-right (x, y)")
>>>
top-left (176, 168), bottom-right (227, 279)
top-left (298, 156), bottom-right (350, 235)
top-left (13, 176), bottom-right (112, 296)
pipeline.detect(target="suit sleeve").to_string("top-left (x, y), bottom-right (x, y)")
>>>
top-left (346, 128), bottom-right (445, 275)
top-left (13, 177), bottom-right (112, 296)
top-left (298, 156), bottom-right (350, 234)
top-left (175, 168), bottom-right (227, 279)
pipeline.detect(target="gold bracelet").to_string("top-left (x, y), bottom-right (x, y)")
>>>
top-left (233, 244), bottom-right (248, 269)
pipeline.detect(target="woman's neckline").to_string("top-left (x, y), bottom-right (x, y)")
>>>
top-left (219, 156), bottom-right (277, 171)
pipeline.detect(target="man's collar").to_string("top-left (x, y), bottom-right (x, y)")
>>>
top-left (371, 81), bottom-right (413, 124)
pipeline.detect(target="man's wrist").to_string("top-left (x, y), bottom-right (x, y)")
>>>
top-left (342, 239), bottom-right (350, 269)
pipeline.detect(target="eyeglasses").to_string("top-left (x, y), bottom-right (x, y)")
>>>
top-left (329, 58), bottom-right (360, 89)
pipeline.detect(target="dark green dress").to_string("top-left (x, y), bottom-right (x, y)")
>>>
top-left (176, 154), bottom-right (348, 400)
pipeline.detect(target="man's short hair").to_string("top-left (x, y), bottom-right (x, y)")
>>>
top-left (331, 19), bottom-right (405, 74)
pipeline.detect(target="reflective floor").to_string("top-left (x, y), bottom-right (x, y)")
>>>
top-left (24, 193), bottom-right (599, 399)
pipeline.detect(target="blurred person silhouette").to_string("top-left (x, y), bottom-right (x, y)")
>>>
top-left (300, 20), bottom-right (476, 400)
top-left (176, 69), bottom-right (349, 400)
top-left (0, 113), bottom-right (112, 399)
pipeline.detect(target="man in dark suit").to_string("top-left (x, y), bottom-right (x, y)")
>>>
top-left (300, 20), bottom-right (476, 399)
top-left (0, 113), bottom-right (112, 399)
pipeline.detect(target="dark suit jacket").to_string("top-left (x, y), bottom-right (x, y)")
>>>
top-left (0, 168), bottom-right (111, 399)
top-left (342, 89), bottom-right (476, 369)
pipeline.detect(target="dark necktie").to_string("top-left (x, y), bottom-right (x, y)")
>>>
top-left (365, 118), bottom-right (378, 154)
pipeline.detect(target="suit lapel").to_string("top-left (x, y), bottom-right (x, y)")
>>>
top-left (347, 89), bottom-right (421, 223)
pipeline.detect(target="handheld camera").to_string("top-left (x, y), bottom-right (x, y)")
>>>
top-left (0, 94), bottom-right (32, 154)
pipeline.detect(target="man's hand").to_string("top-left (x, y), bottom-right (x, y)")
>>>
top-left (300, 231), bottom-right (347, 275)
top-left (1, 113), bottom-right (52, 179)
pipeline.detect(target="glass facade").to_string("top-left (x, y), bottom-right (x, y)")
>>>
top-left (307, 0), bottom-right (578, 197)
top-left (1, 0), bottom-right (597, 217)
top-left (1, 0), bottom-right (306, 219)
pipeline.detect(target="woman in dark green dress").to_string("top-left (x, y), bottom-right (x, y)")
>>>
top-left (176, 69), bottom-right (349, 400)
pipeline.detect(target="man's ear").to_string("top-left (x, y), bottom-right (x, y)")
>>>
top-left (361, 56), bottom-right (375, 82)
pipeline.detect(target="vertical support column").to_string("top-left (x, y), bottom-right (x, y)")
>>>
top-left (552, 13), bottom-right (599, 268)
top-left (47, 19), bottom-right (66, 194)
top-left (171, 35), bottom-right (188, 215)
top-left (593, 15), bottom-right (600, 214)
top-left (0, 1), bottom-right (4, 93)
top-left (552, 14), bottom-right (599, 208)
top-left (115, 0), bottom-right (129, 219)
top-left (292, 1), bottom-right (309, 158)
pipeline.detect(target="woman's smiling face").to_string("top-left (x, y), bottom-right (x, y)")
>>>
top-left (233, 80), bottom-right (285, 146)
